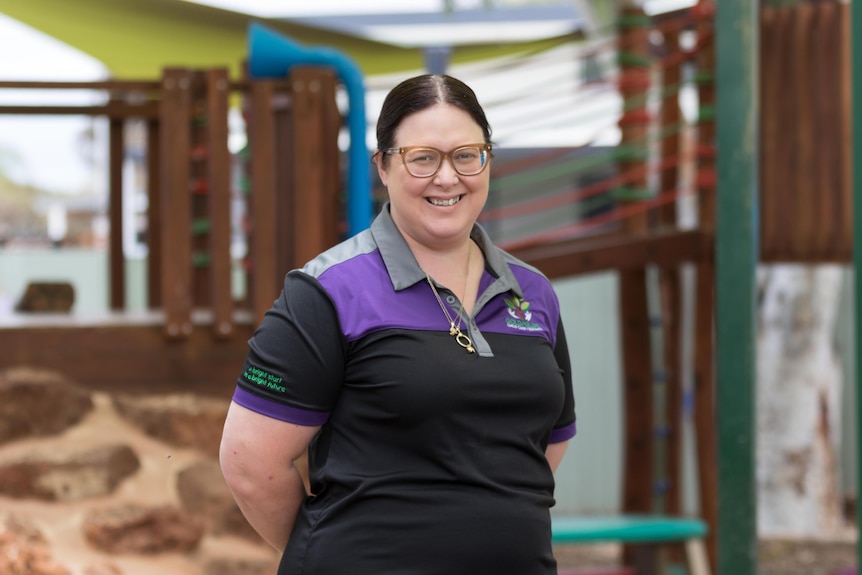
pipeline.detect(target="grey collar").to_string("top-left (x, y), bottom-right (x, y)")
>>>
top-left (370, 203), bottom-right (523, 298)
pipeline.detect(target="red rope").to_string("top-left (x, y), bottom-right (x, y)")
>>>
top-left (618, 110), bottom-right (653, 125)
top-left (498, 183), bottom-right (701, 252)
top-left (481, 154), bottom-right (682, 223)
top-left (491, 147), bottom-right (579, 178)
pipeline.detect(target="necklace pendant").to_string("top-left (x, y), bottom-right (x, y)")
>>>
top-left (449, 322), bottom-right (459, 336)
top-left (453, 329), bottom-right (476, 354)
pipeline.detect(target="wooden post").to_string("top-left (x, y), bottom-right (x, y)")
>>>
top-left (159, 68), bottom-right (194, 339)
top-left (147, 118), bottom-right (162, 309)
top-left (657, 15), bottom-right (685, 521)
top-left (289, 67), bottom-right (341, 266)
top-left (693, 2), bottom-right (719, 570)
top-left (108, 113), bottom-right (125, 311)
top-left (247, 80), bottom-right (279, 324)
top-left (837, 2), bottom-right (852, 260)
top-left (205, 68), bottom-right (234, 339)
top-left (617, 7), bottom-right (656, 569)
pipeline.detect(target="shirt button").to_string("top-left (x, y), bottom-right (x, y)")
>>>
top-left (446, 295), bottom-right (456, 304)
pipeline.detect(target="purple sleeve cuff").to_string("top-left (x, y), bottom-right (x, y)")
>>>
top-left (549, 421), bottom-right (576, 444)
top-left (232, 387), bottom-right (331, 426)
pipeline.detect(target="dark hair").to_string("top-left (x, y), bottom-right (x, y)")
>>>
top-left (375, 74), bottom-right (492, 163)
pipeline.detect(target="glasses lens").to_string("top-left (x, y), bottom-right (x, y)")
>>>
top-left (403, 148), bottom-right (441, 177)
top-left (452, 146), bottom-right (487, 176)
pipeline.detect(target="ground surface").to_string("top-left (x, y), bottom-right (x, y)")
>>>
top-left (0, 381), bottom-right (857, 575)
top-left (553, 538), bottom-right (858, 575)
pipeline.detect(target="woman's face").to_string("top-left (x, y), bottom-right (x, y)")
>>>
top-left (376, 103), bottom-right (490, 252)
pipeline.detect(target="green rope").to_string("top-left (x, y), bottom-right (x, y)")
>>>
top-left (693, 70), bottom-right (714, 86)
top-left (490, 118), bottom-right (689, 191)
top-left (191, 218), bottom-right (211, 235)
top-left (191, 252), bottom-right (211, 267)
top-left (618, 51), bottom-right (652, 68)
top-left (618, 14), bottom-right (654, 28)
top-left (615, 145), bottom-right (651, 163)
top-left (697, 106), bottom-right (716, 122)
top-left (611, 186), bottom-right (654, 201)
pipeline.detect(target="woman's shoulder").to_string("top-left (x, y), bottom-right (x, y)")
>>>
top-left (299, 228), bottom-right (381, 281)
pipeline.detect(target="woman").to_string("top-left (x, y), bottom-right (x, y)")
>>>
top-left (220, 74), bottom-right (576, 574)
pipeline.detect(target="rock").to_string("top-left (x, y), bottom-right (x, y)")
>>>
top-left (0, 444), bottom-right (140, 501)
top-left (0, 367), bottom-right (94, 445)
top-left (176, 459), bottom-right (260, 542)
top-left (15, 282), bottom-right (75, 313)
top-left (82, 503), bottom-right (205, 554)
top-left (82, 563), bottom-right (124, 575)
top-left (111, 394), bottom-right (229, 457)
top-left (0, 513), bottom-right (71, 575)
top-left (203, 558), bottom-right (280, 575)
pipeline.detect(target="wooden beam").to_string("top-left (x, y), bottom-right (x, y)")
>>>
top-left (0, 80), bottom-right (161, 90)
top-left (0, 319), bottom-right (253, 396)
top-left (0, 102), bottom-right (160, 119)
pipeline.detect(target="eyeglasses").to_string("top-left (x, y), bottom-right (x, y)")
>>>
top-left (383, 144), bottom-right (492, 178)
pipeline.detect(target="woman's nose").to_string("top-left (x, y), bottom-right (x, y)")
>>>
top-left (434, 157), bottom-right (460, 184)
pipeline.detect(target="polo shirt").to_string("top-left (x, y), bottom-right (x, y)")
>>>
top-left (233, 204), bottom-right (576, 574)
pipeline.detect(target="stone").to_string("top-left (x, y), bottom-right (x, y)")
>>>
top-left (0, 367), bottom-right (94, 445)
top-left (111, 393), bottom-right (229, 457)
top-left (82, 503), bottom-right (205, 554)
top-left (176, 459), bottom-right (261, 542)
top-left (0, 513), bottom-right (71, 575)
top-left (0, 444), bottom-right (140, 501)
top-left (203, 558), bottom-right (280, 575)
top-left (15, 282), bottom-right (75, 313)
top-left (82, 563), bottom-right (124, 575)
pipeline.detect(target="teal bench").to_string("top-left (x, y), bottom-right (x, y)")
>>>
top-left (552, 515), bottom-right (711, 575)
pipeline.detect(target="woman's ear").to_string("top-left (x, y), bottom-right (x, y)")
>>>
top-left (374, 152), bottom-right (389, 187)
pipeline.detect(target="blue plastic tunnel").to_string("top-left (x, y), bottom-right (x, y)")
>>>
top-left (248, 22), bottom-right (372, 237)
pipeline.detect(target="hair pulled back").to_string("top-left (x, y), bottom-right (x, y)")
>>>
top-left (375, 74), bottom-right (492, 162)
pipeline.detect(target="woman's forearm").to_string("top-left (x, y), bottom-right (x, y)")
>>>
top-left (228, 461), bottom-right (308, 552)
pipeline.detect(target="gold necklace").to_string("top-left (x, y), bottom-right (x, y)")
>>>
top-left (424, 245), bottom-right (475, 354)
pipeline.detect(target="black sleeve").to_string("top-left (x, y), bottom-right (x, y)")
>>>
top-left (236, 270), bottom-right (347, 412)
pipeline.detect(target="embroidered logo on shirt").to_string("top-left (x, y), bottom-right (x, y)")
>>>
top-left (503, 295), bottom-right (543, 332)
top-left (242, 366), bottom-right (287, 394)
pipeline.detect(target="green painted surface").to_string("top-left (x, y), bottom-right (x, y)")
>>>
top-left (552, 514), bottom-right (707, 543)
top-left (715, 1), bottom-right (758, 574)
top-left (853, 0), bottom-right (862, 571)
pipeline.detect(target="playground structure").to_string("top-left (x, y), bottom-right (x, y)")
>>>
top-left (0, 64), bottom-right (345, 395)
top-left (0, 1), bottom-right (855, 573)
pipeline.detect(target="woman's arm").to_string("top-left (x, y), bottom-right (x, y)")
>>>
top-left (220, 401), bottom-right (321, 552)
top-left (545, 440), bottom-right (569, 474)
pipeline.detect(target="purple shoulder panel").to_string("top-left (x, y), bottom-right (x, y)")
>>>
top-left (316, 252), bottom-right (449, 341)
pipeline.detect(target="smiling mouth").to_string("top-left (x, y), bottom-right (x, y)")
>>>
top-left (427, 195), bottom-right (462, 207)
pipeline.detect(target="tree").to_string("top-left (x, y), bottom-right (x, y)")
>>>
top-left (756, 264), bottom-right (844, 536)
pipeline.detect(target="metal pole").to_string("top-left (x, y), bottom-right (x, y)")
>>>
top-left (851, 0), bottom-right (862, 571)
top-left (715, 1), bottom-right (758, 574)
